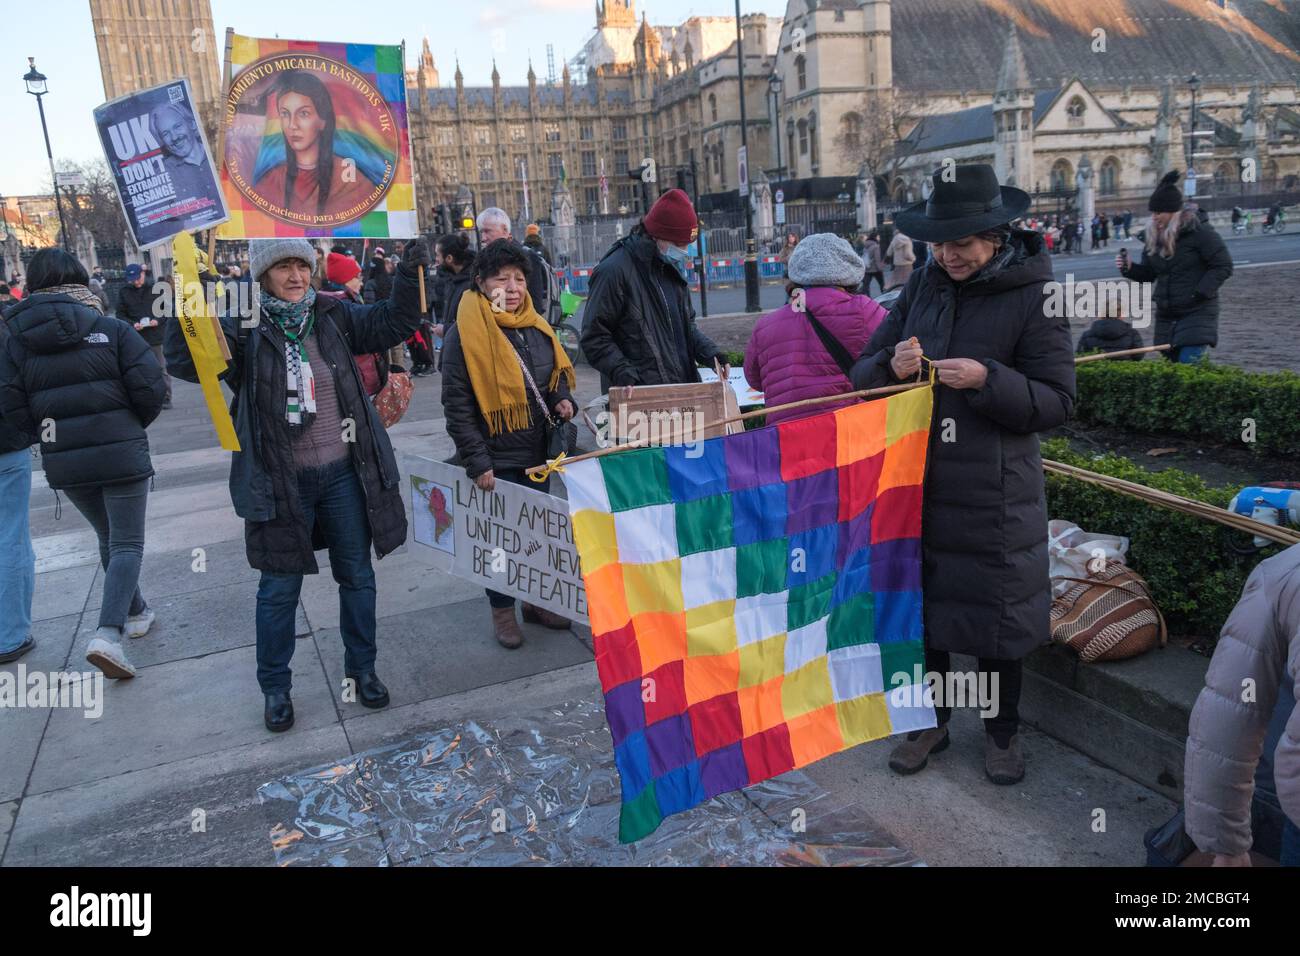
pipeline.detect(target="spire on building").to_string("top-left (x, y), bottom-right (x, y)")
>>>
top-left (996, 23), bottom-right (1031, 96)
top-left (454, 58), bottom-right (463, 89)
top-left (491, 59), bottom-right (500, 86)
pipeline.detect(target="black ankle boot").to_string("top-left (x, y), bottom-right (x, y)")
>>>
top-left (348, 671), bottom-right (390, 709)
top-left (264, 691), bottom-right (294, 732)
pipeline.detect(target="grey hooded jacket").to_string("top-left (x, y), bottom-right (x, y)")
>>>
top-left (1184, 545), bottom-right (1300, 856)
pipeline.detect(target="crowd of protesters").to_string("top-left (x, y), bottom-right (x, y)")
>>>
top-left (2, 160), bottom-right (1288, 866)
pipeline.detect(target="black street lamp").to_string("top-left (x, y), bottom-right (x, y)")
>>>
top-left (768, 73), bottom-right (784, 181)
top-left (734, 1), bottom-right (760, 313)
top-left (1186, 73), bottom-right (1200, 174)
top-left (24, 57), bottom-right (70, 252)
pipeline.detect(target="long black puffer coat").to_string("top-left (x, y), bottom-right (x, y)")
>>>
top-left (164, 266), bottom-right (423, 574)
top-left (851, 230), bottom-right (1076, 661)
top-left (1122, 212), bottom-right (1232, 350)
top-left (0, 318), bottom-right (35, 454)
top-left (580, 230), bottom-right (724, 391)
top-left (440, 292), bottom-right (573, 480)
top-left (0, 291), bottom-right (165, 490)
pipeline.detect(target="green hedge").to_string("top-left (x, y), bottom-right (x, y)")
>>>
top-left (1041, 437), bottom-right (1275, 640)
top-left (1074, 360), bottom-right (1300, 458)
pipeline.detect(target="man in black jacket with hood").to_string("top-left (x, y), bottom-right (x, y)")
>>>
top-left (116, 262), bottom-right (172, 407)
top-left (581, 188), bottom-right (726, 391)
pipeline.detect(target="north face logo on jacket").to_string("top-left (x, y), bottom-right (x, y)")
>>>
top-left (84, 332), bottom-right (109, 344)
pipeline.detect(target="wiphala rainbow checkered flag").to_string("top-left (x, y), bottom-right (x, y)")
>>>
top-left (564, 386), bottom-right (938, 842)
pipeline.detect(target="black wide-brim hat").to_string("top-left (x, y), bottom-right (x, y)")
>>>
top-left (894, 163), bottom-right (1032, 244)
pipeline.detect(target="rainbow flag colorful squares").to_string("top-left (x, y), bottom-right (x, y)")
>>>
top-left (217, 34), bottom-right (417, 239)
top-left (564, 386), bottom-right (938, 841)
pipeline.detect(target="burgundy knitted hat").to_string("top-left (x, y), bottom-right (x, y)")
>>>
top-left (642, 189), bottom-right (698, 245)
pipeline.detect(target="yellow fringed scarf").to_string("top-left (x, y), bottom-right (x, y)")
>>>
top-left (457, 290), bottom-right (577, 437)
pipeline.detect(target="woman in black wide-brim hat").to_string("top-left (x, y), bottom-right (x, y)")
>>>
top-left (851, 163), bottom-right (1076, 786)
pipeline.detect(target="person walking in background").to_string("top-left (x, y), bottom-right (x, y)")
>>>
top-left (477, 208), bottom-right (550, 317)
top-left (1075, 299), bottom-right (1145, 358)
top-left (440, 240), bottom-right (577, 648)
top-left (885, 227), bottom-right (916, 291)
top-left (165, 238), bottom-right (429, 732)
top-left (745, 234), bottom-right (886, 426)
top-left (116, 262), bottom-right (171, 409)
top-left (363, 248), bottom-right (393, 304)
top-left (523, 223), bottom-right (553, 267)
top-left (581, 188), bottom-right (727, 391)
top-left (1184, 544), bottom-right (1300, 867)
top-left (860, 229), bottom-right (885, 296)
top-left (0, 248), bottom-right (167, 679)
top-left (852, 164), bottom-right (1075, 786)
top-left (433, 233), bottom-right (477, 342)
top-left (88, 267), bottom-right (109, 311)
top-left (1118, 171), bottom-right (1233, 363)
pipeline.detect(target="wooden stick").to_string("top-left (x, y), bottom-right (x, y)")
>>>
top-left (417, 266), bottom-right (427, 315)
top-left (1043, 459), bottom-right (1300, 546)
top-left (1075, 344), bottom-right (1171, 363)
top-left (207, 27), bottom-right (234, 267)
top-left (525, 380), bottom-right (930, 475)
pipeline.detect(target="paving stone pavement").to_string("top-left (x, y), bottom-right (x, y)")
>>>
top-left (0, 345), bottom-right (1177, 867)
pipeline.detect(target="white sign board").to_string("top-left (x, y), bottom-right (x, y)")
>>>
top-left (737, 146), bottom-right (749, 198)
top-left (775, 188), bottom-right (785, 203)
top-left (56, 172), bottom-right (86, 188)
top-left (406, 455), bottom-right (588, 623)
top-left (698, 366), bottom-right (765, 408)
top-left (775, 202), bottom-right (786, 225)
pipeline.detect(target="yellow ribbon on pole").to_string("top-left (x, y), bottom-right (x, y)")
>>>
top-left (172, 232), bottom-right (240, 451)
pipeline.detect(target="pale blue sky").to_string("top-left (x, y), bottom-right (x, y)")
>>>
top-left (4, 0), bottom-right (787, 196)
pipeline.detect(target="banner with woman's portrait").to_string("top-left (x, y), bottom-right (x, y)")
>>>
top-left (217, 35), bottom-right (418, 239)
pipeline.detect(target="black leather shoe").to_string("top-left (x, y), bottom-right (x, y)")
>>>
top-left (264, 691), bottom-right (294, 732)
top-left (349, 671), bottom-right (390, 709)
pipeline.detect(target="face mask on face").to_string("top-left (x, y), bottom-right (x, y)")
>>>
top-left (661, 244), bottom-right (690, 278)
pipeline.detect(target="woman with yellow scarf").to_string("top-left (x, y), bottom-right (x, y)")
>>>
top-left (441, 240), bottom-right (577, 649)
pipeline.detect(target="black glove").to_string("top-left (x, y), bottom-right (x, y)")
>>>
top-left (401, 239), bottom-right (431, 272)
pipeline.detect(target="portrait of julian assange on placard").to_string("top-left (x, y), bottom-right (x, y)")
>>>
top-left (94, 78), bottom-right (228, 249)
top-left (224, 57), bottom-right (400, 229)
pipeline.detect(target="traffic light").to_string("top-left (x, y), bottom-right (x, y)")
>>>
top-left (460, 215), bottom-right (475, 230)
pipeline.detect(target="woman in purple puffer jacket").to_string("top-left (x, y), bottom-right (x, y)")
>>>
top-left (744, 233), bottom-right (887, 425)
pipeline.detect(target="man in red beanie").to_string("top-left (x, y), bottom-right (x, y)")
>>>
top-left (581, 188), bottom-right (726, 391)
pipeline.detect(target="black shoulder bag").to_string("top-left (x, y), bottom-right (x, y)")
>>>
top-left (803, 309), bottom-right (856, 381)
top-left (512, 338), bottom-right (578, 460)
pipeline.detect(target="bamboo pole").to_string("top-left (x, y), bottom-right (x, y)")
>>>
top-left (525, 380), bottom-right (930, 475)
top-left (204, 27), bottom-right (236, 363)
top-left (1075, 344), bottom-right (1171, 363)
top-left (1043, 458), bottom-right (1300, 546)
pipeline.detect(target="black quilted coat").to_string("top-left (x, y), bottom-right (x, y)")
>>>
top-left (851, 230), bottom-right (1076, 660)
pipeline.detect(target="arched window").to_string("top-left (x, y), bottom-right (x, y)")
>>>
top-left (841, 112), bottom-right (863, 152)
top-left (795, 55), bottom-right (806, 92)
top-left (709, 94), bottom-right (717, 123)
top-left (1066, 95), bottom-right (1086, 127)
top-left (1099, 157), bottom-right (1120, 195)
top-left (797, 118), bottom-right (809, 156)
top-left (808, 112), bottom-right (818, 167)
top-left (1214, 163), bottom-right (1233, 190)
top-left (1050, 158), bottom-right (1074, 192)
top-left (891, 178), bottom-right (908, 201)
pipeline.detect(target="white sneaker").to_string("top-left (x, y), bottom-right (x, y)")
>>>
top-left (124, 606), bottom-right (156, 639)
top-left (86, 629), bottom-right (137, 679)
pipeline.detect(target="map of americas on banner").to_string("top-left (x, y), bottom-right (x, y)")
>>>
top-left (218, 35), bottom-right (417, 239)
top-left (564, 387), bottom-right (939, 841)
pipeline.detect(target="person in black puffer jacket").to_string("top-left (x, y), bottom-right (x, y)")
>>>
top-left (580, 189), bottom-right (727, 391)
top-left (440, 240), bottom-right (577, 649)
top-left (851, 164), bottom-right (1075, 787)
top-left (0, 248), bottom-right (166, 681)
top-left (1118, 171), bottom-right (1233, 363)
top-left (1076, 310), bottom-right (1145, 359)
top-left (165, 237), bottom-right (427, 733)
top-left (116, 262), bottom-right (172, 407)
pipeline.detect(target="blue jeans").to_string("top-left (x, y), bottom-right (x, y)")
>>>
top-left (1172, 345), bottom-right (1210, 363)
top-left (0, 449), bottom-right (35, 653)
top-left (1256, 678), bottom-right (1299, 866)
top-left (255, 459), bottom-right (377, 694)
top-left (62, 479), bottom-right (150, 630)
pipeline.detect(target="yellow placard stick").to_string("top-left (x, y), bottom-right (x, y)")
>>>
top-left (173, 232), bottom-right (240, 451)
